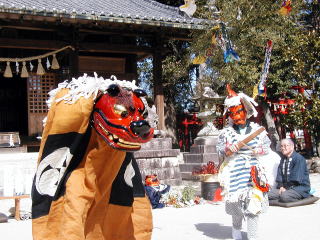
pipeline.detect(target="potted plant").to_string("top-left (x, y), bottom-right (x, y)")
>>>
top-left (192, 161), bottom-right (221, 201)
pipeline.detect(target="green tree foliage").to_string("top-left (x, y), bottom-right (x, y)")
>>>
top-left (190, 0), bottom-right (306, 97)
top-left (152, 1), bottom-right (319, 154)
top-left (188, 0), bottom-right (319, 154)
top-left (280, 0), bottom-right (320, 154)
top-left (161, 41), bottom-right (196, 112)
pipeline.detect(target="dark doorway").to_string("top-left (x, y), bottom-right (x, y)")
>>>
top-left (0, 76), bottom-right (28, 135)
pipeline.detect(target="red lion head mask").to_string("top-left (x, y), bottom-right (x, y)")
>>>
top-left (92, 84), bottom-right (154, 151)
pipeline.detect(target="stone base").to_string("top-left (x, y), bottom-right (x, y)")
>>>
top-left (135, 138), bottom-right (182, 185)
top-left (179, 135), bottom-right (220, 181)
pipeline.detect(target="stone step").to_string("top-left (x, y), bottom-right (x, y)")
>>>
top-left (140, 137), bottom-right (172, 150)
top-left (134, 149), bottom-right (180, 159)
top-left (139, 166), bottom-right (181, 181)
top-left (183, 153), bottom-right (219, 164)
top-left (180, 171), bottom-right (201, 181)
top-left (190, 145), bottom-right (217, 154)
top-left (194, 136), bottom-right (218, 146)
top-left (179, 163), bottom-right (205, 172)
top-left (0, 146), bottom-right (27, 153)
top-left (136, 157), bottom-right (180, 169)
top-left (161, 178), bottom-right (183, 186)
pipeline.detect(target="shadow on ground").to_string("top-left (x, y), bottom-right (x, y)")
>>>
top-left (195, 223), bottom-right (249, 240)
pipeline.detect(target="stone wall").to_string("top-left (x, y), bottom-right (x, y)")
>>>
top-left (134, 138), bottom-right (182, 185)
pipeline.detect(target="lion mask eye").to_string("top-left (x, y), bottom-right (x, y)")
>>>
top-left (114, 104), bottom-right (128, 118)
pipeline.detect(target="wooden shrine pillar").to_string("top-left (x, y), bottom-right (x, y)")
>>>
top-left (70, 27), bottom-right (79, 77)
top-left (153, 48), bottom-right (165, 130)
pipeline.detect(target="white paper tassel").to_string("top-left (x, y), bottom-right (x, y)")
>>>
top-left (46, 57), bottom-right (51, 69)
top-left (16, 61), bottom-right (19, 74)
top-left (30, 61), bottom-right (34, 71)
top-left (4, 62), bottom-right (13, 78)
top-left (51, 54), bottom-right (60, 69)
top-left (21, 61), bottom-right (29, 78)
top-left (237, 7), bottom-right (242, 20)
top-left (36, 59), bottom-right (45, 75)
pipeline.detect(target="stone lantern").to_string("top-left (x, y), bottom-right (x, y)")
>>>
top-left (180, 86), bottom-right (225, 181)
top-left (192, 86), bottom-right (224, 143)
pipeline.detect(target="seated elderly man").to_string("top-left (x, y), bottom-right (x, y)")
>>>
top-left (268, 138), bottom-right (311, 203)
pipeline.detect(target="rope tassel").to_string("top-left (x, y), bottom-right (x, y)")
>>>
top-left (21, 61), bottom-right (29, 78)
top-left (4, 62), bottom-right (13, 78)
top-left (51, 54), bottom-right (60, 69)
top-left (37, 59), bottom-right (45, 75)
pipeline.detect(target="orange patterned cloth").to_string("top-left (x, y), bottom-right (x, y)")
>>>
top-left (32, 88), bottom-right (152, 240)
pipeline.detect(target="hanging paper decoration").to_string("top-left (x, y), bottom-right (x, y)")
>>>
top-left (0, 45), bottom-right (73, 78)
top-left (21, 62), bottom-right (29, 78)
top-left (192, 55), bottom-right (206, 65)
top-left (193, 26), bottom-right (218, 64)
top-left (46, 57), bottom-right (51, 69)
top-left (179, 0), bottom-right (197, 17)
top-left (258, 40), bottom-right (273, 96)
top-left (252, 83), bottom-right (259, 99)
top-left (16, 61), bottom-right (19, 74)
top-left (211, 33), bottom-right (217, 46)
top-left (205, 47), bottom-right (214, 57)
top-left (220, 23), bottom-right (240, 63)
top-left (279, 0), bottom-right (292, 16)
top-left (269, 99), bottom-right (295, 115)
top-left (30, 61), bottom-right (34, 71)
top-left (51, 54), bottom-right (60, 69)
top-left (36, 59), bottom-right (45, 75)
top-left (216, 28), bottom-right (227, 58)
top-left (4, 62), bottom-right (12, 78)
top-left (236, 7), bottom-right (242, 20)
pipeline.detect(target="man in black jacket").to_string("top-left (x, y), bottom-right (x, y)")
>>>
top-left (268, 138), bottom-right (311, 203)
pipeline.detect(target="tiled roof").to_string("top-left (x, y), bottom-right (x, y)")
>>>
top-left (0, 0), bottom-right (216, 29)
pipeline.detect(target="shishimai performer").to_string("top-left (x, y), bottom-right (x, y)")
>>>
top-left (217, 85), bottom-right (275, 240)
top-left (31, 73), bottom-right (157, 240)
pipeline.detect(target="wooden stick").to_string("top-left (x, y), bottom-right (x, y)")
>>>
top-left (225, 127), bottom-right (265, 156)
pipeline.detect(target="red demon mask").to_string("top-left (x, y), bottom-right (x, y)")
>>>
top-left (225, 84), bottom-right (247, 125)
top-left (228, 104), bottom-right (247, 125)
top-left (92, 84), bottom-right (154, 151)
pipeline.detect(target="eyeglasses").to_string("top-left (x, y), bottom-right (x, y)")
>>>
top-left (280, 144), bottom-right (292, 148)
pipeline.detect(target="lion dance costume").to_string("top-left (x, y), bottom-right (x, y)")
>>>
top-left (31, 73), bottom-right (157, 240)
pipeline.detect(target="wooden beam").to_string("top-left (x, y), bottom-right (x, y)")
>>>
top-left (0, 37), bottom-right (155, 56)
top-left (0, 38), bottom-right (68, 50)
top-left (79, 42), bottom-right (153, 55)
top-left (0, 25), bottom-right (56, 32)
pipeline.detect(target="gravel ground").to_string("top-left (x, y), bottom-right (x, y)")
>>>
top-left (0, 173), bottom-right (319, 240)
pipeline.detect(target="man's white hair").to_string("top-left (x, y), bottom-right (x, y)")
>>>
top-left (281, 138), bottom-right (295, 146)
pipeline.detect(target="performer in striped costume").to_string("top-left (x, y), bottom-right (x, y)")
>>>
top-left (217, 85), bottom-right (271, 240)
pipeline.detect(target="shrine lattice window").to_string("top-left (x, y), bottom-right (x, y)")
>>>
top-left (27, 73), bottom-right (56, 113)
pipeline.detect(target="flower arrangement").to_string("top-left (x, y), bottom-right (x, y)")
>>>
top-left (160, 186), bottom-right (204, 208)
top-left (192, 161), bottom-right (219, 182)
